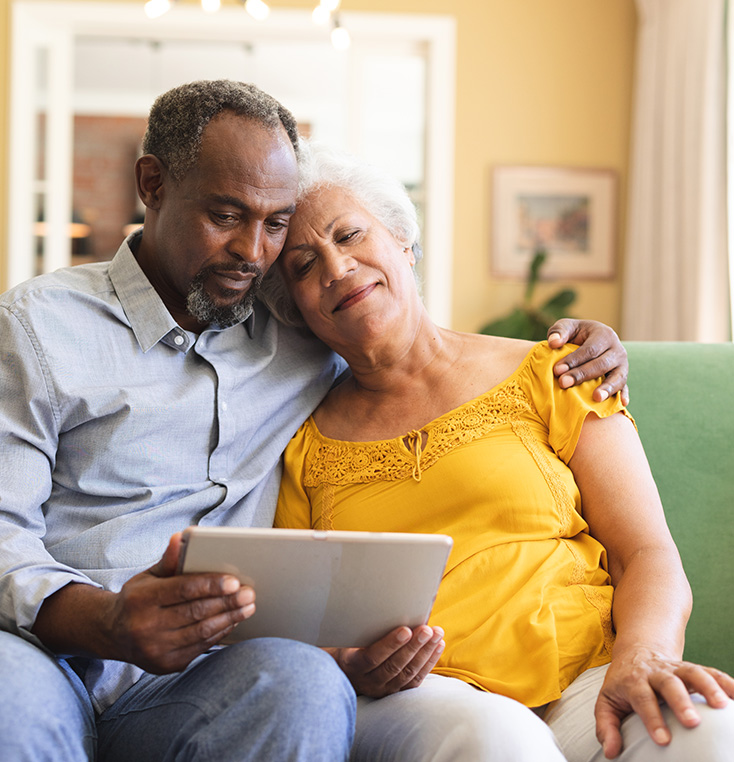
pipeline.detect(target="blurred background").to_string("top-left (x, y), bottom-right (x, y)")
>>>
top-left (1, 0), bottom-right (730, 341)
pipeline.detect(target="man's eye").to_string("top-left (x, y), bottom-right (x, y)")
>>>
top-left (213, 213), bottom-right (236, 223)
top-left (266, 219), bottom-right (289, 233)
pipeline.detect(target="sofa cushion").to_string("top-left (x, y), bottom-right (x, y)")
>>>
top-left (625, 342), bottom-right (734, 675)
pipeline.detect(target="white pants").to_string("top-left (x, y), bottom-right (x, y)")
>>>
top-left (352, 665), bottom-right (734, 762)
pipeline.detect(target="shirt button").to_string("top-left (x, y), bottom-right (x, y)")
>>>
top-left (174, 335), bottom-right (185, 346)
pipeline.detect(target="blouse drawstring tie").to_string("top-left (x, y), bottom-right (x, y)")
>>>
top-left (407, 430), bottom-right (424, 482)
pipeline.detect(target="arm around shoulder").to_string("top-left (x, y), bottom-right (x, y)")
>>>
top-left (547, 318), bottom-right (629, 404)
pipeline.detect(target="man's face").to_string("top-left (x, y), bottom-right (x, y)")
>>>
top-left (138, 112), bottom-right (299, 331)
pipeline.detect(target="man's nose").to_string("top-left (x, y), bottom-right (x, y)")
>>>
top-left (229, 223), bottom-right (263, 264)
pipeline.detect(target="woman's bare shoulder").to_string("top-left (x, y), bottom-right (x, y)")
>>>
top-left (460, 332), bottom-right (536, 370)
top-left (438, 331), bottom-right (537, 393)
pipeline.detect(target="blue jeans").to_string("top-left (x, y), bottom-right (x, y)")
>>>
top-left (0, 631), bottom-right (355, 762)
top-left (0, 631), bottom-right (96, 761)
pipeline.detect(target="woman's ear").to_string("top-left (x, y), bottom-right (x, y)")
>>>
top-left (404, 245), bottom-right (416, 267)
top-left (135, 155), bottom-right (166, 210)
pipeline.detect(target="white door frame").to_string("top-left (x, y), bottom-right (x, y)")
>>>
top-left (8, 1), bottom-right (455, 326)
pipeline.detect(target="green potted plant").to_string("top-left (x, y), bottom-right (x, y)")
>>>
top-left (479, 249), bottom-right (577, 340)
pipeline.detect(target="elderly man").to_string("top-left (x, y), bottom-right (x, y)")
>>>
top-left (0, 80), bottom-right (628, 762)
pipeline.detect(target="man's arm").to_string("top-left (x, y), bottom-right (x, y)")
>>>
top-left (32, 533), bottom-right (255, 674)
top-left (547, 318), bottom-right (629, 405)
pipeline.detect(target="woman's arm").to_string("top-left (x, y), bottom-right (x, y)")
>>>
top-left (569, 413), bottom-right (734, 759)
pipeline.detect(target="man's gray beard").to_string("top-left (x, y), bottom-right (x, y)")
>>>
top-left (186, 266), bottom-right (264, 328)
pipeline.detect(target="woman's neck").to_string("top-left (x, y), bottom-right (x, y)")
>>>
top-left (341, 313), bottom-right (453, 397)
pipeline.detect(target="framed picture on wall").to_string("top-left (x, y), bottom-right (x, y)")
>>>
top-left (491, 166), bottom-right (617, 279)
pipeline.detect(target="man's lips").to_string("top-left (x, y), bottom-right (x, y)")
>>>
top-left (333, 283), bottom-right (378, 312)
top-left (210, 270), bottom-right (257, 291)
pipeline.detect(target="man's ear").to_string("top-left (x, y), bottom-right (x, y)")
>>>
top-left (135, 155), bottom-right (166, 210)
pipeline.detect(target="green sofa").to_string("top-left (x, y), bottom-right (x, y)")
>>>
top-left (624, 342), bottom-right (733, 676)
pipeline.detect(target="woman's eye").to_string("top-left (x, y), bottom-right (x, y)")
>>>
top-left (337, 230), bottom-right (358, 244)
top-left (288, 256), bottom-right (315, 279)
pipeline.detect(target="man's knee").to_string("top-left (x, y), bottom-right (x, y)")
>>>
top-left (186, 639), bottom-right (356, 761)
top-left (0, 632), bottom-right (95, 761)
top-left (224, 638), bottom-right (356, 719)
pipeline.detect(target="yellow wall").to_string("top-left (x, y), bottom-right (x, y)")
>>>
top-left (0, 0), bottom-right (637, 332)
top-left (1, 0), bottom-right (10, 293)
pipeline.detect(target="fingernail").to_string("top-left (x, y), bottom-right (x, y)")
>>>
top-left (597, 389), bottom-right (609, 401)
top-left (235, 588), bottom-right (254, 606)
top-left (417, 629), bottom-right (431, 644)
top-left (396, 628), bottom-right (411, 644)
top-left (559, 374), bottom-right (573, 388)
top-left (713, 690), bottom-right (728, 704)
top-left (222, 577), bottom-right (240, 594)
top-left (653, 728), bottom-right (670, 745)
top-left (683, 708), bottom-right (700, 723)
top-left (555, 363), bottom-right (569, 374)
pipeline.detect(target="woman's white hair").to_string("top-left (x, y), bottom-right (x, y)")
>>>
top-left (258, 139), bottom-right (422, 328)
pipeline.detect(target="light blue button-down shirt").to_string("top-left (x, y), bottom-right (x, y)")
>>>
top-left (0, 234), bottom-right (344, 711)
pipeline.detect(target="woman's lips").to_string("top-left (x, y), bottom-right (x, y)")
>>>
top-left (334, 283), bottom-right (378, 312)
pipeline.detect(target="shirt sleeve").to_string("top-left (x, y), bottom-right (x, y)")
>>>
top-left (0, 305), bottom-right (98, 643)
top-left (273, 423), bottom-right (316, 530)
top-left (525, 342), bottom-right (634, 464)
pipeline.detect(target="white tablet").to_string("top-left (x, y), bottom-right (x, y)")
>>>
top-left (179, 526), bottom-right (453, 647)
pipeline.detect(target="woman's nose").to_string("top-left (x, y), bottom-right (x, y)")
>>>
top-left (322, 249), bottom-right (356, 287)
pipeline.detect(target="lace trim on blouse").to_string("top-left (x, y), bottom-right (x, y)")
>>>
top-left (303, 378), bottom-right (534, 488)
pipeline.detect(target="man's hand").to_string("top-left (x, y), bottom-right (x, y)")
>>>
top-left (32, 532), bottom-right (255, 674)
top-left (595, 647), bottom-right (734, 758)
top-left (327, 625), bottom-right (445, 697)
top-left (547, 318), bottom-right (629, 405)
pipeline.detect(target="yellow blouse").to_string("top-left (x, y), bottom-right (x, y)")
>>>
top-left (275, 342), bottom-right (633, 707)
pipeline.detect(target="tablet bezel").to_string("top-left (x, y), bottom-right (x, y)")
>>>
top-left (179, 526), bottom-right (453, 647)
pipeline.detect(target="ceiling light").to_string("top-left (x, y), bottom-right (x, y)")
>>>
top-left (201, 0), bottom-right (221, 12)
top-left (143, 0), bottom-right (172, 19)
top-left (321, 0), bottom-right (341, 11)
top-left (245, 0), bottom-right (270, 20)
top-left (312, 5), bottom-right (331, 25)
top-left (331, 20), bottom-right (351, 51)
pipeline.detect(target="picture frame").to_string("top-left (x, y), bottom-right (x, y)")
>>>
top-left (491, 165), bottom-right (617, 279)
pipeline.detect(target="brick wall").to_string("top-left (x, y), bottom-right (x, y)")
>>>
top-left (72, 115), bottom-right (147, 261)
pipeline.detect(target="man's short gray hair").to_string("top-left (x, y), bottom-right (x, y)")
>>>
top-left (142, 79), bottom-right (299, 182)
top-left (259, 140), bottom-right (422, 328)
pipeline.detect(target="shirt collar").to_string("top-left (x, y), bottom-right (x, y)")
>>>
top-left (108, 232), bottom-right (257, 352)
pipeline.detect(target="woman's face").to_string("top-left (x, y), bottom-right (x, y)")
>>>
top-left (278, 187), bottom-right (419, 353)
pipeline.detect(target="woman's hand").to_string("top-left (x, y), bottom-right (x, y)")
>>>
top-left (327, 625), bottom-right (445, 697)
top-left (546, 318), bottom-right (629, 404)
top-left (595, 646), bottom-right (734, 758)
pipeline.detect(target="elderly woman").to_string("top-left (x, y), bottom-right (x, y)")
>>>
top-left (261, 142), bottom-right (734, 762)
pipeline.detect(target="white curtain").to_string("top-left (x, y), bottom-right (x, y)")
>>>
top-left (622, 0), bottom-right (731, 341)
